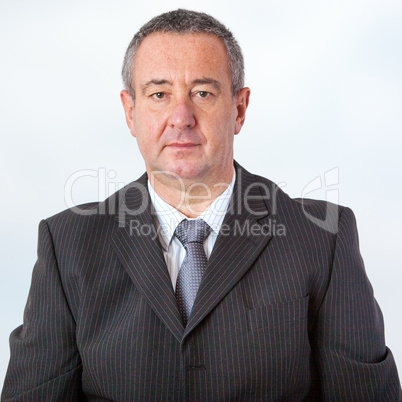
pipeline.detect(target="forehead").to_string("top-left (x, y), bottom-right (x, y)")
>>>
top-left (133, 32), bottom-right (230, 85)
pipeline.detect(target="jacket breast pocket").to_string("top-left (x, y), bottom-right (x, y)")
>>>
top-left (247, 294), bottom-right (309, 332)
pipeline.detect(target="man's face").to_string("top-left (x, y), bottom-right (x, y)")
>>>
top-left (121, 32), bottom-right (250, 188)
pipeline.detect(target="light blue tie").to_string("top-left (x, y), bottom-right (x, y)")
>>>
top-left (175, 219), bottom-right (211, 326)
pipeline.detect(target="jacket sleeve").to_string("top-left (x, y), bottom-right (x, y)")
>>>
top-left (1, 220), bottom-right (85, 401)
top-left (312, 207), bottom-right (401, 400)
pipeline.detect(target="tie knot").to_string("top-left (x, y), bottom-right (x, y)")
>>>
top-left (175, 219), bottom-right (211, 247)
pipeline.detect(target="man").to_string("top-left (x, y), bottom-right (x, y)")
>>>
top-left (2, 9), bottom-right (401, 401)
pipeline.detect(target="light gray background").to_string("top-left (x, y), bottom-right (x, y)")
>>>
top-left (1, 0), bottom-right (401, 389)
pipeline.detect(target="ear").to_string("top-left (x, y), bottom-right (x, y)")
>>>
top-left (120, 90), bottom-right (136, 137)
top-left (234, 87), bottom-right (251, 135)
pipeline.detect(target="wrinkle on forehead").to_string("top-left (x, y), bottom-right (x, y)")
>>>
top-left (133, 32), bottom-right (231, 93)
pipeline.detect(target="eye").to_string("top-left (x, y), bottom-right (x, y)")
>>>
top-left (151, 92), bottom-right (165, 99)
top-left (197, 91), bottom-right (211, 98)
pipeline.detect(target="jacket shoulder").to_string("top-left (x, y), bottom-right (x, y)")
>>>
top-left (246, 170), bottom-right (347, 237)
top-left (250, 171), bottom-right (343, 216)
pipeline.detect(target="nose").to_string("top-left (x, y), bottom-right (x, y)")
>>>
top-left (168, 98), bottom-right (196, 131)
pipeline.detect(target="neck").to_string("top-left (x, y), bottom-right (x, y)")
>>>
top-left (148, 168), bottom-right (234, 218)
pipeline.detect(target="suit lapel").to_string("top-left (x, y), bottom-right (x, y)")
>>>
top-left (185, 164), bottom-right (273, 337)
top-left (109, 165), bottom-right (274, 342)
top-left (110, 173), bottom-right (184, 342)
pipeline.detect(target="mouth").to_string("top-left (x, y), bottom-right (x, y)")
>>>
top-left (166, 143), bottom-right (199, 148)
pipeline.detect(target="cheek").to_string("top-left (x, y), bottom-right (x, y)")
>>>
top-left (214, 105), bottom-right (237, 134)
top-left (135, 120), bottom-right (166, 157)
top-left (206, 133), bottom-right (234, 159)
top-left (134, 109), bottom-right (163, 138)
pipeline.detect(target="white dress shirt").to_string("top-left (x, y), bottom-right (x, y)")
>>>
top-left (148, 170), bottom-right (235, 291)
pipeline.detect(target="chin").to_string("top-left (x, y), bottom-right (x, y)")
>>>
top-left (166, 161), bottom-right (207, 182)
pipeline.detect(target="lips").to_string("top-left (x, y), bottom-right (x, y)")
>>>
top-left (166, 143), bottom-right (199, 148)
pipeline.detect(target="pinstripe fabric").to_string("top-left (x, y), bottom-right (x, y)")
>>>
top-left (2, 162), bottom-right (401, 401)
top-left (147, 170), bottom-right (235, 291)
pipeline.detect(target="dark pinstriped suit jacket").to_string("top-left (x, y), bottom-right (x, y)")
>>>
top-left (2, 162), bottom-right (401, 401)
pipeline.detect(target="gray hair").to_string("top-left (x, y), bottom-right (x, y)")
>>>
top-left (122, 9), bottom-right (244, 99)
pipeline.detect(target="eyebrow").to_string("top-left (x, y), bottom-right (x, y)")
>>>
top-left (141, 79), bottom-right (172, 95)
top-left (140, 78), bottom-right (222, 94)
top-left (191, 78), bottom-right (222, 92)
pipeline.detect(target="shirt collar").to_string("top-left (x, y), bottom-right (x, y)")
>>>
top-left (148, 169), bottom-right (236, 250)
